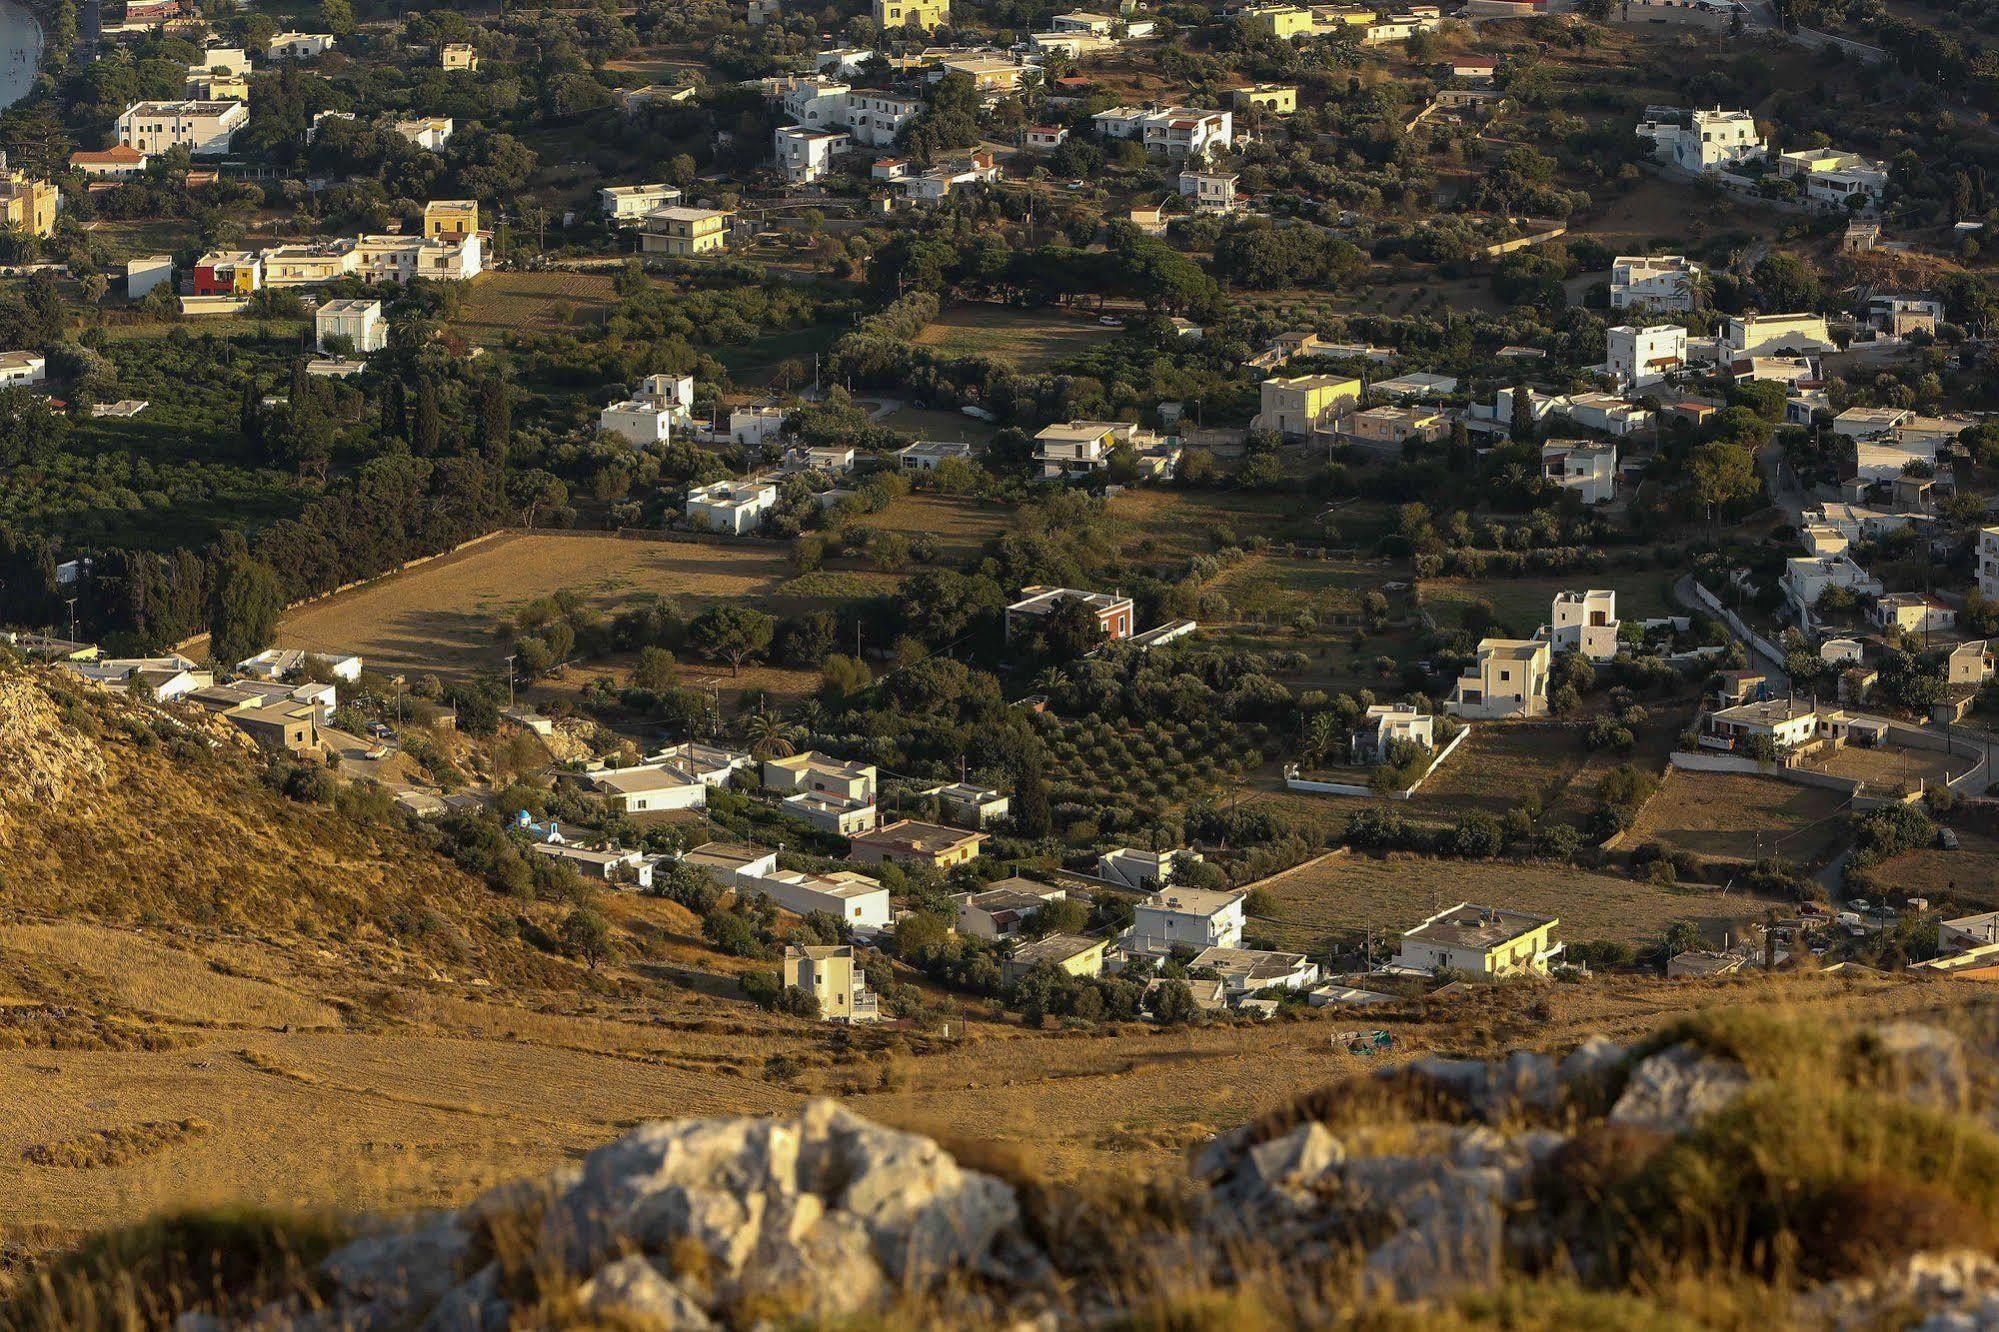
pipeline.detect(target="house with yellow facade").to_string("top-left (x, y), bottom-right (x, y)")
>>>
top-left (1231, 83), bottom-right (1298, 115)
top-left (1391, 903), bottom-right (1562, 978)
top-left (423, 199), bottom-right (479, 240)
top-left (641, 206), bottom-right (731, 257)
top-left (1254, 373), bottom-right (1362, 439)
top-left (875, 0), bottom-right (949, 29)
top-left (0, 170), bottom-right (59, 237)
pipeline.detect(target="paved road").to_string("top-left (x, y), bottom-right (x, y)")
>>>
top-left (1672, 573), bottom-right (1790, 687)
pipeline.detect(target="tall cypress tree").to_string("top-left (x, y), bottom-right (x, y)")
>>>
top-left (412, 375), bottom-right (440, 456)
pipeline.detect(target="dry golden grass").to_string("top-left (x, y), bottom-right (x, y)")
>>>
top-left (452, 271), bottom-right (620, 336)
top-left (1624, 771), bottom-right (1850, 866)
top-left (262, 532), bottom-right (897, 680)
top-left (1252, 851), bottom-right (1768, 951)
top-left (25, 1120), bottom-right (210, 1170)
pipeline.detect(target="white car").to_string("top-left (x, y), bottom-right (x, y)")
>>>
top-left (1098, 315), bottom-right (1125, 327)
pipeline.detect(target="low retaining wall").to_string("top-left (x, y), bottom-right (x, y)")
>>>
top-left (1685, 579), bottom-right (1787, 671)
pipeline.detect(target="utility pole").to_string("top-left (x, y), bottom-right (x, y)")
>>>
top-left (65, 598), bottom-right (76, 646)
top-left (504, 654), bottom-right (516, 709)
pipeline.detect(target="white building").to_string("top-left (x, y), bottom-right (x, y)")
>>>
top-left (1092, 105), bottom-right (1234, 161)
top-left (392, 117), bottom-right (454, 150)
top-left (774, 125), bottom-right (852, 183)
top-left (125, 256), bottom-right (173, 299)
top-left (1980, 527), bottom-right (1999, 601)
top-left (267, 32), bottom-right (335, 59)
top-left (774, 79), bottom-right (920, 149)
top-left (1641, 105), bottom-right (1766, 173)
top-left (743, 866), bottom-right (891, 932)
top-left (0, 351), bottom-right (46, 387)
top-left (237, 648), bottom-right (362, 683)
top-left (721, 405), bottom-right (784, 447)
top-left (116, 100), bottom-right (249, 156)
top-left (1778, 148), bottom-right (1887, 210)
top-left (1605, 324), bottom-right (1686, 389)
top-left (600, 399), bottom-right (674, 445)
top-left (1610, 255), bottom-right (1702, 313)
top-left (1178, 170), bottom-right (1239, 214)
top-left (1782, 554), bottom-right (1883, 614)
top-left (1545, 589), bottom-right (1620, 662)
top-left (763, 751), bottom-right (877, 803)
top-left (1562, 394), bottom-right (1651, 438)
top-left (352, 232), bottom-right (484, 283)
top-left (685, 480), bottom-right (778, 534)
top-left (600, 183), bottom-right (684, 222)
top-left (1872, 592), bottom-right (1955, 636)
top-left (1351, 704), bottom-right (1434, 761)
top-left (314, 298), bottom-right (385, 355)
top-left (584, 764), bottom-right (711, 815)
top-left (780, 789), bottom-right (880, 837)
top-left (1122, 887), bottom-right (1246, 956)
top-left (1541, 440), bottom-right (1617, 505)
top-left (898, 439), bottom-right (975, 471)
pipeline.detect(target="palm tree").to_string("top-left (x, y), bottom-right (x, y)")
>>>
top-left (745, 708), bottom-right (802, 761)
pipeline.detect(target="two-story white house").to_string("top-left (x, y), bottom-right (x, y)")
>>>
top-left (1610, 255), bottom-right (1702, 313)
top-left (1544, 589), bottom-right (1621, 662)
top-left (1122, 887), bottom-right (1246, 957)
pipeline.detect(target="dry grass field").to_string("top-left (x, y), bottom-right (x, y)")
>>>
top-left (1873, 826), bottom-right (1999, 907)
top-left (1624, 770), bottom-right (1851, 866)
top-left (453, 271), bottom-right (622, 337)
top-left (262, 532), bottom-right (901, 680)
top-left (1251, 851), bottom-right (1773, 952)
top-left (1109, 488), bottom-right (1334, 559)
top-left (857, 493), bottom-right (1010, 559)
top-left (913, 303), bottom-right (1112, 370)
top-left (1403, 724), bottom-right (1598, 822)
top-left (0, 912), bottom-right (1941, 1248)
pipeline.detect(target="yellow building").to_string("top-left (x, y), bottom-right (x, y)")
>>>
top-left (186, 71), bottom-right (251, 100)
top-left (1238, 4), bottom-right (1316, 39)
top-left (875, 0), bottom-right (949, 30)
top-left (1393, 903), bottom-right (1562, 978)
top-left (1000, 933), bottom-right (1108, 986)
top-left (1232, 83), bottom-right (1298, 115)
top-left (1255, 373), bottom-right (1362, 438)
top-left (641, 206), bottom-right (731, 257)
top-left (423, 199), bottom-right (479, 240)
top-left (440, 42), bottom-right (479, 72)
top-left (782, 945), bottom-right (881, 1023)
top-left (0, 171), bottom-right (59, 238)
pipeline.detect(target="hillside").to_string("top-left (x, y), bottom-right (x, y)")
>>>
top-left (12, 1001), bottom-right (1999, 1330)
top-left (0, 663), bottom-right (1984, 1323)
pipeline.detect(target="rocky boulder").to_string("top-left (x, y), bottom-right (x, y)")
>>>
top-left (1608, 1043), bottom-right (1752, 1133)
top-left (256, 1100), bottom-right (1023, 1330)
